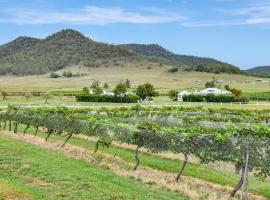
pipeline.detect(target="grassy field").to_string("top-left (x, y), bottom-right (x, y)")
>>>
top-left (0, 66), bottom-right (269, 92)
top-left (13, 125), bottom-right (270, 199)
top-left (0, 134), bottom-right (189, 200)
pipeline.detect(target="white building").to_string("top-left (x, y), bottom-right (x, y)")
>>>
top-left (177, 88), bottom-right (231, 101)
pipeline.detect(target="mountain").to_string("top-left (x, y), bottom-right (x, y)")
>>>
top-left (119, 44), bottom-right (242, 74)
top-left (0, 29), bottom-right (139, 75)
top-left (0, 29), bottom-right (242, 76)
top-left (246, 66), bottom-right (270, 77)
top-left (0, 36), bottom-right (40, 58)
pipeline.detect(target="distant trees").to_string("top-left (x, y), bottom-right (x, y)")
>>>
top-left (62, 71), bottom-right (73, 78)
top-left (135, 83), bottom-right (158, 101)
top-left (103, 83), bottom-right (109, 89)
top-left (205, 77), bottom-right (217, 88)
top-left (50, 72), bottom-right (60, 78)
top-left (82, 87), bottom-right (90, 94)
top-left (113, 82), bottom-right (128, 97)
top-left (24, 93), bottom-right (32, 102)
top-left (43, 93), bottom-right (52, 104)
top-left (224, 85), bottom-right (243, 97)
top-left (169, 90), bottom-right (178, 101)
top-left (1, 91), bottom-right (8, 100)
top-left (90, 80), bottom-right (100, 89)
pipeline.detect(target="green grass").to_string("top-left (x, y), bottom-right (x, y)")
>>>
top-left (0, 134), bottom-right (189, 200)
top-left (16, 125), bottom-right (270, 199)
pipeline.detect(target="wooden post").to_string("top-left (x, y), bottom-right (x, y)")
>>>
top-left (241, 148), bottom-right (249, 200)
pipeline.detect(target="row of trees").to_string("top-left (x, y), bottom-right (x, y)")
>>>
top-left (80, 79), bottom-right (159, 102)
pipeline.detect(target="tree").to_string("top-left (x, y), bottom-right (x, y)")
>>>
top-left (135, 83), bottom-right (158, 101)
top-left (169, 90), bottom-right (178, 101)
top-left (90, 80), bottom-right (100, 89)
top-left (93, 87), bottom-right (103, 95)
top-left (43, 93), bottom-right (52, 104)
top-left (24, 93), bottom-right (32, 102)
top-left (123, 79), bottom-right (131, 89)
top-left (224, 85), bottom-right (243, 97)
top-left (82, 87), bottom-right (90, 94)
top-left (1, 91), bottom-right (8, 100)
top-left (103, 83), bottom-right (109, 89)
top-left (113, 82), bottom-right (128, 97)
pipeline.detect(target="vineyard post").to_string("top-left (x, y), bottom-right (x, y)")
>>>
top-left (241, 147), bottom-right (249, 200)
top-left (8, 120), bottom-right (11, 131)
top-left (133, 144), bottom-right (141, 171)
top-left (175, 153), bottom-right (188, 182)
top-left (62, 133), bottom-right (73, 147)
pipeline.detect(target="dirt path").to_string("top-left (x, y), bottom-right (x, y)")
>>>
top-left (1, 131), bottom-right (267, 200)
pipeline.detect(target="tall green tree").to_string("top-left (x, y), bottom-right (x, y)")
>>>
top-left (135, 83), bottom-right (158, 101)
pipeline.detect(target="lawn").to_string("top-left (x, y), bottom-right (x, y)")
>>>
top-left (0, 134), bottom-right (189, 200)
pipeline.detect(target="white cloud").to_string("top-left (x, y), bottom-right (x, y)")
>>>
top-left (0, 6), bottom-right (185, 25)
top-left (182, 0), bottom-right (270, 27)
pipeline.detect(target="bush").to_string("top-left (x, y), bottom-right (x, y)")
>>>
top-left (168, 67), bottom-right (178, 73)
top-left (183, 94), bottom-right (204, 102)
top-left (50, 72), bottom-right (60, 78)
top-left (75, 94), bottom-right (139, 103)
top-left (183, 94), bottom-right (249, 103)
top-left (62, 71), bottom-right (73, 77)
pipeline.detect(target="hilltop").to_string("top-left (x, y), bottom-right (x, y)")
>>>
top-left (0, 29), bottom-right (242, 76)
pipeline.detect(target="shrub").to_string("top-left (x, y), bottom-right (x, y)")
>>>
top-left (183, 94), bottom-right (204, 102)
top-left (62, 71), bottom-right (73, 77)
top-left (50, 72), bottom-right (60, 78)
top-left (183, 94), bottom-right (249, 103)
top-left (75, 94), bottom-right (139, 103)
top-left (168, 67), bottom-right (178, 73)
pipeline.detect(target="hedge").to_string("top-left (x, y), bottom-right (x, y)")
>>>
top-left (183, 94), bottom-right (249, 103)
top-left (75, 94), bottom-right (139, 103)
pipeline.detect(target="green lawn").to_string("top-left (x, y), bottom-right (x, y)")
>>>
top-left (0, 135), bottom-right (189, 200)
top-left (16, 126), bottom-right (270, 199)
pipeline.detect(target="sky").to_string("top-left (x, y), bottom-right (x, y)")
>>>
top-left (0, 0), bottom-right (270, 69)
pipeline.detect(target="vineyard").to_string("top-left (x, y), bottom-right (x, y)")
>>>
top-left (0, 105), bottom-right (270, 199)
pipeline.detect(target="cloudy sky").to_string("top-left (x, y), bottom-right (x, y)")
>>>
top-left (0, 0), bottom-right (270, 69)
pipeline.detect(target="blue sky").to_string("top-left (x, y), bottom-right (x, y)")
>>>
top-left (0, 0), bottom-right (270, 69)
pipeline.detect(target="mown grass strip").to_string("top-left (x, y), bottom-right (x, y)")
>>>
top-left (0, 134), bottom-right (189, 200)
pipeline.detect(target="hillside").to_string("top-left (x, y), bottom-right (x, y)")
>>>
top-left (246, 66), bottom-right (270, 77)
top-left (0, 29), bottom-right (243, 76)
top-left (119, 44), bottom-right (242, 74)
top-left (0, 29), bottom-right (141, 75)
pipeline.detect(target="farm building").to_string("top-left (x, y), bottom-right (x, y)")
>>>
top-left (177, 88), bottom-right (231, 101)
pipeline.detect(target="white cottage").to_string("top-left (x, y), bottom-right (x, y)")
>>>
top-left (198, 88), bottom-right (231, 95)
top-left (177, 88), bottom-right (231, 102)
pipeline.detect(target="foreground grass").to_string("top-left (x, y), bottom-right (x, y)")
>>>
top-left (0, 134), bottom-right (189, 200)
top-left (17, 125), bottom-right (270, 199)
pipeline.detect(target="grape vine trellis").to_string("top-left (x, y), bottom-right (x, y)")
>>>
top-left (0, 107), bottom-right (269, 200)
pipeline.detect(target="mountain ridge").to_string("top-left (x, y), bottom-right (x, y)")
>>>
top-left (0, 29), bottom-right (243, 76)
top-left (246, 66), bottom-right (270, 77)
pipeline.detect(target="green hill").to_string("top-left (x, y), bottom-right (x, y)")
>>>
top-left (246, 66), bottom-right (270, 77)
top-left (0, 29), bottom-right (243, 76)
top-left (0, 29), bottom-right (140, 75)
top-left (119, 44), bottom-right (242, 74)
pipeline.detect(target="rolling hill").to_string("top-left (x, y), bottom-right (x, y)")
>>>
top-left (119, 44), bottom-right (242, 74)
top-left (0, 29), bottom-right (242, 76)
top-left (246, 66), bottom-right (270, 77)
